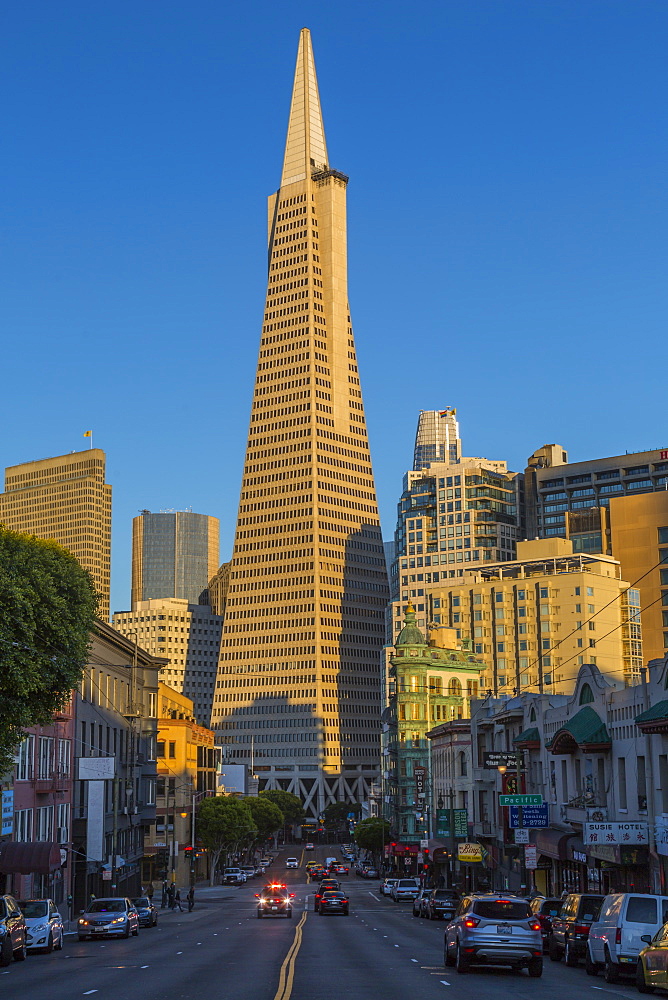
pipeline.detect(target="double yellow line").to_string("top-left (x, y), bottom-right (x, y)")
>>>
top-left (273, 910), bottom-right (307, 1000)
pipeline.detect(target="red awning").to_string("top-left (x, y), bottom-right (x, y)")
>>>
top-left (533, 829), bottom-right (576, 861)
top-left (0, 841), bottom-right (62, 875)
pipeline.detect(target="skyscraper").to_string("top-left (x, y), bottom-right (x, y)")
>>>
top-left (211, 29), bottom-right (388, 816)
top-left (413, 408), bottom-right (461, 469)
top-left (0, 449), bottom-right (111, 619)
top-left (131, 510), bottom-right (219, 609)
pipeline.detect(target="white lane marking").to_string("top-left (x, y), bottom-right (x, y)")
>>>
top-left (176, 951), bottom-right (183, 955)
top-left (83, 993), bottom-right (98, 996)
top-left (440, 981), bottom-right (451, 987)
top-left (411, 958), bottom-right (418, 962)
top-left (141, 965), bottom-right (149, 969)
top-left (368, 892), bottom-right (380, 901)
top-left (394, 944), bottom-right (399, 948)
top-left (197, 942), bottom-right (202, 945)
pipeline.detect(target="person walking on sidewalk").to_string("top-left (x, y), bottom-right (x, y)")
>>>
top-left (167, 883), bottom-right (176, 910)
top-left (174, 888), bottom-right (183, 912)
top-left (187, 887), bottom-right (194, 912)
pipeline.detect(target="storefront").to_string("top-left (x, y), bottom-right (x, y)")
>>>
top-left (586, 843), bottom-right (650, 894)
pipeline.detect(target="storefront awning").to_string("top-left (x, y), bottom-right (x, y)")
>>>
top-left (0, 841), bottom-right (62, 875)
top-left (533, 828), bottom-right (576, 860)
top-left (549, 707), bottom-right (611, 754)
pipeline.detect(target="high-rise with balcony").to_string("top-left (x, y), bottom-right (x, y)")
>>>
top-left (0, 449), bottom-right (111, 619)
top-left (210, 29), bottom-right (388, 817)
top-left (131, 510), bottom-right (219, 610)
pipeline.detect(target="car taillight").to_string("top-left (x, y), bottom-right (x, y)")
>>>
top-left (574, 924), bottom-right (590, 935)
top-left (529, 920), bottom-right (541, 931)
top-left (464, 917), bottom-right (480, 928)
top-left (616, 928), bottom-right (622, 945)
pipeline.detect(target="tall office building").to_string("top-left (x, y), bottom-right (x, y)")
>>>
top-left (131, 510), bottom-right (219, 609)
top-left (0, 449), bottom-right (111, 619)
top-left (413, 408), bottom-right (461, 470)
top-left (211, 29), bottom-right (388, 817)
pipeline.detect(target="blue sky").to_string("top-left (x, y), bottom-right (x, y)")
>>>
top-left (2, 1), bottom-right (666, 616)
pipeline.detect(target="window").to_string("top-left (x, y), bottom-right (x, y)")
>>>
top-left (38, 737), bottom-right (54, 779)
top-left (15, 809), bottom-right (32, 842)
top-left (36, 805), bottom-right (54, 841)
top-left (659, 527), bottom-right (668, 545)
top-left (579, 683), bottom-right (594, 704)
top-left (156, 741), bottom-right (165, 758)
top-left (587, 587), bottom-right (594, 596)
top-left (168, 742), bottom-right (176, 759)
top-left (16, 736), bottom-right (34, 781)
top-left (56, 803), bottom-right (69, 843)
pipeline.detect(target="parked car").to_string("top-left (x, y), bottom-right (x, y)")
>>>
top-left (636, 922), bottom-right (668, 994)
top-left (0, 895), bottom-right (27, 966)
top-left (424, 889), bottom-right (459, 921)
top-left (444, 894), bottom-right (543, 977)
top-left (319, 891), bottom-right (350, 916)
top-left (380, 877), bottom-right (399, 897)
top-left (222, 868), bottom-right (245, 885)
top-left (18, 898), bottom-right (64, 952)
top-left (241, 866), bottom-right (257, 880)
top-left (78, 898), bottom-right (139, 940)
top-left (390, 878), bottom-right (421, 903)
top-left (587, 893), bottom-right (668, 983)
top-left (548, 892), bottom-right (604, 966)
top-left (413, 888), bottom-right (431, 917)
top-left (132, 897), bottom-right (158, 928)
top-left (529, 897), bottom-right (562, 950)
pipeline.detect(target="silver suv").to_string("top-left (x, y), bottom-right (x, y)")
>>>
top-left (444, 893), bottom-right (543, 976)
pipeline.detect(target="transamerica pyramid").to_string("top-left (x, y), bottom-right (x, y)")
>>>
top-left (211, 29), bottom-right (389, 818)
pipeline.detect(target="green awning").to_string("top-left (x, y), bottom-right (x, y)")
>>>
top-left (513, 727), bottom-right (540, 745)
top-left (550, 706), bottom-right (611, 753)
top-left (635, 700), bottom-right (668, 725)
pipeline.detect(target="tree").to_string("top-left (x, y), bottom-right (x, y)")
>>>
top-left (197, 797), bottom-right (257, 885)
top-left (245, 796), bottom-right (285, 851)
top-left (259, 789), bottom-right (305, 827)
top-left (0, 527), bottom-right (98, 775)
top-left (323, 801), bottom-right (361, 840)
top-left (354, 818), bottom-right (391, 865)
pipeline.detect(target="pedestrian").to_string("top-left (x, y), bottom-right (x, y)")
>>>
top-left (174, 888), bottom-right (183, 912)
top-left (161, 880), bottom-right (168, 909)
top-left (187, 887), bottom-right (194, 912)
top-left (146, 883), bottom-right (154, 901)
top-left (167, 883), bottom-right (176, 909)
top-left (89, 893), bottom-right (96, 906)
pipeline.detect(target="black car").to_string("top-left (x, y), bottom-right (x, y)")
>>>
top-left (424, 889), bottom-right (460, 921)
top-left (549, 893), bottom-right (604, 966)
top-left (132, 897), bottom-right (158, 927)
top-left (314, 880), bottom-right (340, 910)
top-left (530, 897), bottom-right (561, 949)
top-left (0, 896), bottom-right (27, 967)
top-left (319, 891), bottom-right (349, 916)
top-left (256, 884), bottom-right (294, 918)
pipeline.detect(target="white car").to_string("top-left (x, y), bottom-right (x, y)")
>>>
top-left (380, 877), bottom-right (399, 896)
top-left (390, 878), bottom-right (421, 902)
top-left (286, 858), bottom-right (299, 869)
top-left (19, 898), bottom-right (64, 952)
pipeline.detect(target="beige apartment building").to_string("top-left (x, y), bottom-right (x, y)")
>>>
top-left (210, 29), bottom-right (388, 818)
top-left (609, 490), bottom-right (668, 663)
top-left (0, 449), bottom-right (112, 619)
top-left (112, 598), bottom-right (223, 728)
top-left (207, 561), bottom-right (230, 617)
top-left (389, 538), bottom-right (641, 695)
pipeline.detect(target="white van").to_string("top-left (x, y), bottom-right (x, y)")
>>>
top-left (587, 893), bottom-right (668, 982)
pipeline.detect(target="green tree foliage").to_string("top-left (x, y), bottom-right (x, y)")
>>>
top-left (259, 789), bottom-right (305, 826)
top-left (245, 796), bottom-right (285, 848)
top-left (324, 802), bottom-right (361, 824)
top-left (197, 797), bottom-right (257, 885)
top-left (0, 527), bottom-right (98, 775)
top-left (354, 818), bottom-right (391, 861)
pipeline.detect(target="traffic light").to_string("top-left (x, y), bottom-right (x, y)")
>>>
top-left (422, 848), bottom-right (430, 871)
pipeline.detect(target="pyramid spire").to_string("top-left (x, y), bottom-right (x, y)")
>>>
top-left (281, 27), bottom-right (328, 187)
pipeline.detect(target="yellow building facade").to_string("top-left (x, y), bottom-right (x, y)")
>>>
top-left (0, 448), bottom-right (112, 619)
top-left (389, 538), bottom-right (641, 695)
top-left (609, 490), bottom-right (668, 664)
top-left (146, 684), bottom-right (220, 887)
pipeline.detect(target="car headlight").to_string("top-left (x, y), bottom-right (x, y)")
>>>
top-left (78, 920), bottom-right (89, 926)
top-left (110, 917), bottom-right (126, 925)
top-left (32, 923), bottom-right (49, 933)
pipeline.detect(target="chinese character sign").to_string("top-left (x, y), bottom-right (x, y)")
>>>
top-left (584, 822), bottom-right (648, 845)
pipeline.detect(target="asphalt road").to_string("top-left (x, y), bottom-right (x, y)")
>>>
top-left (1, 845), bottom-right (646, 1000)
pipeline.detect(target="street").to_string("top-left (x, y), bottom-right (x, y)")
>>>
top-left (2, 847), bottom-right (646, 1000)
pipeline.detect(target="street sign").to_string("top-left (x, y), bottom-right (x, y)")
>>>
top-left (102, 870), bottom-right (111, 880)
top-left (417, 852), bottom-right (423, 864)
top-left (482, 751), bottom-right (524, 769)
top-left (525, 844), bottom-right (538, 869)
top-left (420, 839), bottom-right (429, 849)
top-left (458, 842), bottom-right (483, 863)
top-left (514, 829), bottom-right (529, 844)
top-left (499, 794), bottom-right (543, 807)
top-left (509, 804), bottom-right (549, 828)
top-left (436, 808), bottom-right (468, 838)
